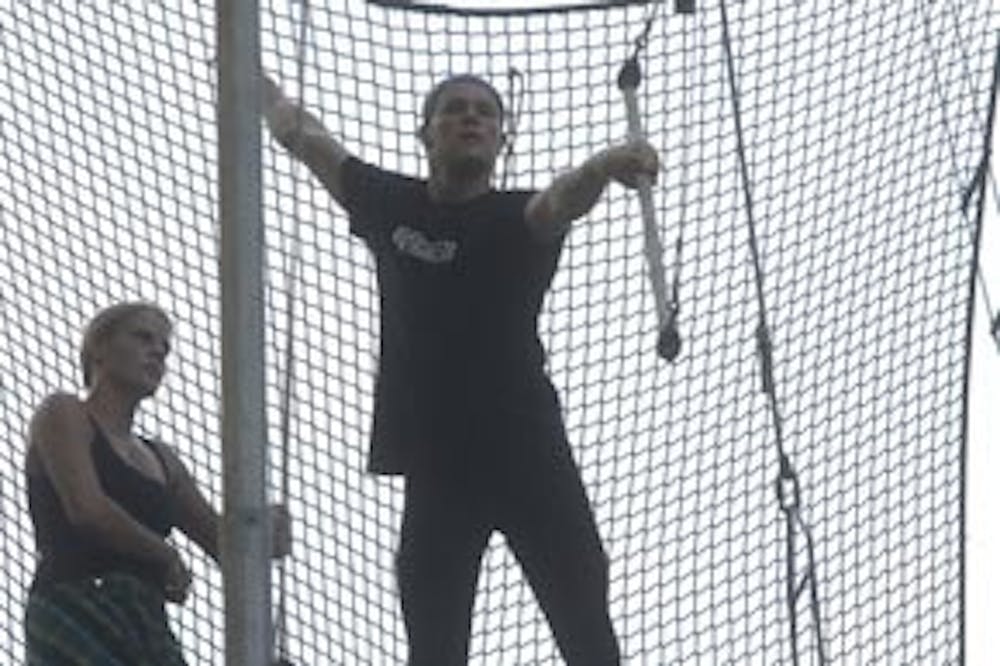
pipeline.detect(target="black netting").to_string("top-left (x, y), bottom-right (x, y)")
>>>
top-left (1, 1), bottom-right (995, 664)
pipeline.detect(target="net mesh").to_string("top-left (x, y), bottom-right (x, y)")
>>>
top-left (1, 1), bottom-right (995, 664)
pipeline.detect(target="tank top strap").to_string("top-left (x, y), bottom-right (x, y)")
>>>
top-left (140, 437), bottom-right (174, 489)
top-left (83, 411), bottom-right (111, 455)
top-left (84, 411), bottom-right (170, 488)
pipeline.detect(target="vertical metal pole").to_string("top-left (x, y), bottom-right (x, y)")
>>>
top-left (217, 2), bottom-right (270, 665)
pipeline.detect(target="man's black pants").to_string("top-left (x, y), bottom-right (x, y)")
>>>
top-left (397, 431), bottom-right (620, 666)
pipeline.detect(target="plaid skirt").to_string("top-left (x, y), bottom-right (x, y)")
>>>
top-left (25, 572), bottom-right (187, 666)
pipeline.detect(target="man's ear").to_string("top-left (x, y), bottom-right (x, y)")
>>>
top-left (418, 125), bottom-right (432, 150)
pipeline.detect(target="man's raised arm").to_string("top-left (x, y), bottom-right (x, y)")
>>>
top-left (524, 139), bottom-right (659, 243)
top-left (262, 75), bottom-right (353, 207)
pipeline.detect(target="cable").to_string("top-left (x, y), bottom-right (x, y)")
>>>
top-left (500, 67), bottom-right (525, 190)
top-left (970, 36), bottom-right (1000, 352)
top-left (717, 2), bottom-right (829, 663)
top-left (272, 2), bottom-right (314, 664)
top-left (917, 1), bottom-right (999, 349)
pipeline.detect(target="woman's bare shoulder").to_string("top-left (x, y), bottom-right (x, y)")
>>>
top-left (28, 392), bottom-right (92, 451)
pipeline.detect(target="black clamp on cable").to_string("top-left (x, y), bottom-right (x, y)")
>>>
top-left (617, 55), bottom-right (641, 93)
top-left (756, 323), bottom-right (776, 396)
top-left (775, 454), bottom-right (801, 513)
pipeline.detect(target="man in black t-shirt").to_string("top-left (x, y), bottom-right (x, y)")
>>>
top-left (264, 73), bottom-right (658, 665)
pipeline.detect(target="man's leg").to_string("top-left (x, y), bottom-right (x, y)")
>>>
top-left (500, 440), bottom-right (621, 666)
top-left (397, 469), bottom-right (492, 666)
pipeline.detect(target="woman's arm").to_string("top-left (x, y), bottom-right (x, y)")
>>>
top-left (29, 393), bottom-right (189, 599)
top-left (157, 444), bottom-right (221, 563)
top-left (158, 442), bottom-right (291, 563)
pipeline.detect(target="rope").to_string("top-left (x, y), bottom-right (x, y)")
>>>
top-left (273, 1), bottom-right (315, 663)
top-left (971, 36), bottom-right (1000, 352)
top-left (917, 1), bottom-right (999, 350)
top-left (674, 5), bottom-right (694, 312)
top-left (717, 2), bottom-right (829, 663)
top-left (499, 67), bottom-right (526, 190)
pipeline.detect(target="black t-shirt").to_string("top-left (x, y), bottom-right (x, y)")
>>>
top-left (342, 157), bottom-right (567, 474)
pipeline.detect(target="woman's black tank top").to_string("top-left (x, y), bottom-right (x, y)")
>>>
top-left (27, 419), bottom-right (178, 588)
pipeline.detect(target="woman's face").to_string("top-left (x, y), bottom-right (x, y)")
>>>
top-left (93, 309), bottom-right (172, 397)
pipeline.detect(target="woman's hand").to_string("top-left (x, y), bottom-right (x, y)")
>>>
top-left (269, 503), bottom-right (292, 559)
top-left (162, 546), bottom-right (192, 604)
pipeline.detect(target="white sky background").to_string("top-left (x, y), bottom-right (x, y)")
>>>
top-left (0, 1), bottom-right (997, 664)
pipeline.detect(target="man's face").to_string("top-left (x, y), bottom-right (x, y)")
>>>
top-left (422, 81), bottom-right (503, 175)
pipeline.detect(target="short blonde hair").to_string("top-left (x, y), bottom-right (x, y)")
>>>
top-left (79, 302), bottom-right (171, 388)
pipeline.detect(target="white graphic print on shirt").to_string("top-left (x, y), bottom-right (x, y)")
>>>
top-left (391, 225), bottom-right (458, 264)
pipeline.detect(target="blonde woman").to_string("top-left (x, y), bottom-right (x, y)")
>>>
top-left (24, 302), bottom-right (290, 665)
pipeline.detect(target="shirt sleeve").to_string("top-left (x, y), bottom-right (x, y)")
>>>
top-left (510, 189), bottom-right (565, 253)
top-left (488, 189), bottom-right (566, 284)
top-left (340, 157), bottom-right (416, 240)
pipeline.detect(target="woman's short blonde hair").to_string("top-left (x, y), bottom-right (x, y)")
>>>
top-left (79, 302), bottom-right (171, 388)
